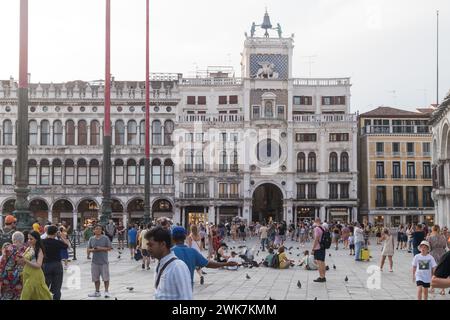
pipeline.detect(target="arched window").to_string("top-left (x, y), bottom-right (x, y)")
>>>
top-left (53, 120), bottom-right (63, 145)
top-left (308, 152), bottom-right (316, 172)
top-left (164, 159), bottom-right (174, 185)
top-left (185, 150), bottom-right (193, 171)
top-left (28, 159), bottom-right (38, 185)
top-left (152, 120), bottom-right (162, 145)
top-left (64, 159), bottom-right (74, 185)
top-left (3, 120), bottom-right (13, 145)
top-left (139, 120), bottom-right (145, 145)
top-left (219, 151), bottom-right (227, 172)
top-left (40, 159), bottom-right (50, 185)
top-left (29, 120), bottom-right (38, 145)
top-left (2, 159), bottom-right (13, 185)
top-left (52, 159), bottom-right (62, 185)
top-left (90, 120), bottom-right (100, 145)
top-left (78, 120), bottom-right (87, 145)
top-left (152, 159), bottom-right (161, 185)
top-left (297, 152), bottom-right (306, 172)
top-left (114, 159), bottom-right (124, 185)
top-left (40, 120), bottom-right (50, 145)
top-left (65, 120), bottom-right (75, 145)
top-left (329, 152), bottom-right (338, 172)
top-left (114, 120), bottom-right (125, 145)
top-left (77, 159), bottom-right (87, 185)
top-left (164, 120), bottom-right (174, 146)
top-left (340, 152), bottom-right (349, 172)
top-left (89, 159), bottom-right (99, 185)
top-left (139, 158), bottom-right (145, 185)
top-left (195, 151), bottom-right (204, 171)
top-left (127, 121), bottom-right (137, 145)
top-left (127, 159), bottom-right (137, 185)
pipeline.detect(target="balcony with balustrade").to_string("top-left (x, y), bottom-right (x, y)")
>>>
top-left (361, 125), bottom-right (431, 135)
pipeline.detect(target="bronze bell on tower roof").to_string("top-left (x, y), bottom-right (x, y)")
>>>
top-left (261, 11), bottom-right (272, 37)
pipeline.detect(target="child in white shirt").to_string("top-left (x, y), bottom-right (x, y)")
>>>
top-left (412, 240), bottom-right (437, 300)
top-left (226, 251), bottom-right (241, 270)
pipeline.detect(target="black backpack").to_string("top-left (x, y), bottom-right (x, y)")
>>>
top-left (319, 226), bottom-right (332, 250)
top-left (0, 228), bottom-right (14, 248)
top-left (270, 254), bottom-right (280, 268)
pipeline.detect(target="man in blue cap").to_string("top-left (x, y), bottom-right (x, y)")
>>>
top-left (171, 226), bottom-right (238, 286)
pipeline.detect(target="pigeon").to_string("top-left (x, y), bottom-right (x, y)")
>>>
top-left (297, 280), bottom-right (301, 288)
top-left (345, 276), bottom-right (348, 282)
top-left (333, 264), bottom-right (336, 270)
top-left (257, 250), bottom-right (260, 255)
top-left (118, 251), bottom-right (122, 255)
top-left (115, 298), bottom-right (118, 300)
top-left (329, 253), bottom-right (331, 257)
top-left (288, 246), bottom-right (293, 250)
top-left (297, 253), bottom-right (300, 256)
top-left (314, 297), bottom-right (318, 300)
top-left (246, 274), bottom-right (251, 279)
top-left (117, 255), bottom-right (121, 259)
top-left (269, 297), bottom-right (276, 300)
top-left (289, 252), bottom-right (292, 255)
top-left (325, 265), bottom-right (329, 271)
top-left (249, 265), bottom-right (253, 269)
top-left (126, 287), bottom-right (134, 291)
top-left (296, 247), bottom-right (299, 250)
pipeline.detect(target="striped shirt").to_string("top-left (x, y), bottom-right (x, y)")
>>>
top-left (154, 252), bottom-right (193, 300)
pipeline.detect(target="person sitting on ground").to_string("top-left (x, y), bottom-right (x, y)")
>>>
top-left (299, 250), bottom-right (318, 270)
top-left (278, 246), bottom-right (294, 269)
top-left (216, 243), bottom-right (229, 262)
top-left (263, 248), bottom-right (275, 267)
top-left (226, 251), bottom-right (241, 270)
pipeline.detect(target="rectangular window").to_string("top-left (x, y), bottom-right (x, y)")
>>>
top-left (376, 186), bottom-right (386, 207)
top-left (65, 166), bottom-right (74, 185)
top-left (422, 186), bottom-right (433, 207)
top-left (139, 165), bottom-right (145, 185)
top-left (277, 106), bottom-right (285, 119)
top-left (376, 142), bottom-right (384, 154)
top-left (392, 162), bottom-right (401, 179)
top-left (322, 96), bottom-right (345, 105)
top-left (185, 133), bottom-right (193, 142)
top-left (322, 97), bottom-right (332, 105)
top-left (197, 96), bottom-right (206, 105)
top-left (78, 167), bottom-right (87, 185)
top-left (230, 183), bottom-right (239, 197)
top-left (294, 96), bottom-right (313, 105)
top-left (229, 95), bottom-right (238, 104)
top-left (152, 166), bottom-right (161, 185)
top-left (406, 186), bottom-right (418, 207)
top-left (329, 133), bottom-right (349, 142)
top-left (3, 166), bottom-right (13, 185)
top-left (195, 133), bottom-right (204, 142)
top-left (40, 166), bottom-right (50, 185)
top-left (422, 142), bottom-right (430, 155)
top-left (115, 166), bottom-right (124, 185)
top-left (218, 96), bottom-right (227, 104)
top-left (252, 106), bottom-right (260, 119)
top-left (90, 167), bottom-right (99, 185)
top-left (392, 142), bottom-right (400, 155)
top-left (393, 186), bottom-right (403, 207)
top-left (422, 162), bottom-right (431, 179)
top-left (296, 133), bottom-right (317, 142)
top-left (195, 183), bottom-right (205, 196)
top-left (293, 96), bottom-right (301, 105)
top-left (329, 183), bottom-right (339, 199)
top-left (185, 183), bottom-right (193, 197)
top-left (187, 96), bottom-right (196, 105)
top-left (376, 162), bottom-right (385, 178)
top-left (407, 162), bottom-right (416, 179)
top-left (307, 183), bottom-right (317, 199)
top-left (340, 183), bottom-right (349, 199)
top-left (297, 183), bottom-right (306, 199)
top-left (407, 142), bottom-right (414, 155)
top-left (219, 183), bottom-right (228, 198)
top-left (127, 166), bottom-right (136, 185)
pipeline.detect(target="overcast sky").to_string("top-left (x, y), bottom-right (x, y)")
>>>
top-left (0, 0), bottom-right (449, 114)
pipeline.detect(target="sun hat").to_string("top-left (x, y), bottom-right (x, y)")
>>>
top-left (418, 240), bottom-right (430, 251)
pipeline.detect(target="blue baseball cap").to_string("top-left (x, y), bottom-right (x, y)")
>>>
top-left (171, 226), bottom-right (187, 237)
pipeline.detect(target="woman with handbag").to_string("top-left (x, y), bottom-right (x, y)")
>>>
top-left (0, 232), bottom-right (27, 300)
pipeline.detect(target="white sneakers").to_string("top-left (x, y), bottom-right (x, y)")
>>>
top-left (88, 291), bottom-right (111, 298)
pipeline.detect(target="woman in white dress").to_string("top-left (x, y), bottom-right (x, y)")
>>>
top-left (187, 224), bottom-right (206, 284)
top-left (380, 228), bottom-right (395, 272)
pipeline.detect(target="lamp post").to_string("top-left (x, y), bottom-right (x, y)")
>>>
top-left (100, 0), bottom-right (112, 226)
top-left (143, 0), bottom-right (151, 224)
top-left (14, 0), bottom-right (32, 231)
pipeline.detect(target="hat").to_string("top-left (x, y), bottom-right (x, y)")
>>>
top-left (5, 215), bottom-right (17, 225)
top-left (171, 226), bottom-right (187, 238)
top-left (418, 240), bottom-right (430, 251)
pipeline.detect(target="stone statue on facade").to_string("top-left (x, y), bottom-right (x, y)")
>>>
top-left (253, 62), bottom-right (279, 79)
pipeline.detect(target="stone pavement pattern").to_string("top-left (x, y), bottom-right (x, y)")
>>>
top-left (61, 237), bottom-right (450, 300)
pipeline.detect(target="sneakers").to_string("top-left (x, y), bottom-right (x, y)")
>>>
top-left (146, 266), bottom-right (151, 270)
top-left (104, 292), bottom-right (111, 298)
top-left (142, 263), bottom-right (145, 270)
top-left (313, 277), bottom-right (326, 283)
top-left (88, 291), bottom-right (101, 298)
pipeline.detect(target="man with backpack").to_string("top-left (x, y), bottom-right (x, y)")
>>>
top-left (311, 218), bottom-right (331, 283)
top-left (0, 215), bottom-right (17, 248)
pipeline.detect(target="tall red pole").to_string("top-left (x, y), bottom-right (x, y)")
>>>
top-left (143, 0), bottom-right (151, 223)
top-left (101, 0), bottom-right (112, 225)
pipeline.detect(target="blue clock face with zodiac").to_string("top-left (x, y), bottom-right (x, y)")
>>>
top-left (250, 54), bottom-right (288, 79)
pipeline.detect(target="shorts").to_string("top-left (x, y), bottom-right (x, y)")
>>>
top-left (129, 242), bottom-right (136, 249)
top-left (349, 244), bottom-right (355, 250)
top-left (118, 234), bottom-right (125, 241)
top-left (91, 263), bottom-right (110, 282)
top-left (142, 249), bottom-right (150, 257)
top-left (416, 281), bottom-right (430, 288)
top-left (313, 248), bottom-right (326, 262)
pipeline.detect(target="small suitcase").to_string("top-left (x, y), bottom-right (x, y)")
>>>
top-left (360, 248), bottom-right (370, 261)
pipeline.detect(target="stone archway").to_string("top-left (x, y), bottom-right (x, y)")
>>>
top-left (29, 198), bottom-right (49, 223)
top-left (52, 199), bottom-right (74, 224)
top-left (77, 198), bottom-right (99, 226)
top-left (252, 183), bottom-right (283, 223)
top-left (2, 199), bottom-right (16, 215)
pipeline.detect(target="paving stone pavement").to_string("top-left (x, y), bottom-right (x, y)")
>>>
top-left (60, 237), bottom-right (450, 300)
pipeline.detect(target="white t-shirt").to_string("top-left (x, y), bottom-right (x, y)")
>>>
top-left (412, 253), bottom-right (437, 283)
top-left (227, 256), bottom-right (241, 270)
top-left (41, 233), bottom-right (48, 239)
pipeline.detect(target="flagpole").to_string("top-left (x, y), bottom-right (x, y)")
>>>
top-left (143, 0), bottom-right (151, 224)
top-left (101, 0), bottom-right (112, 226)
